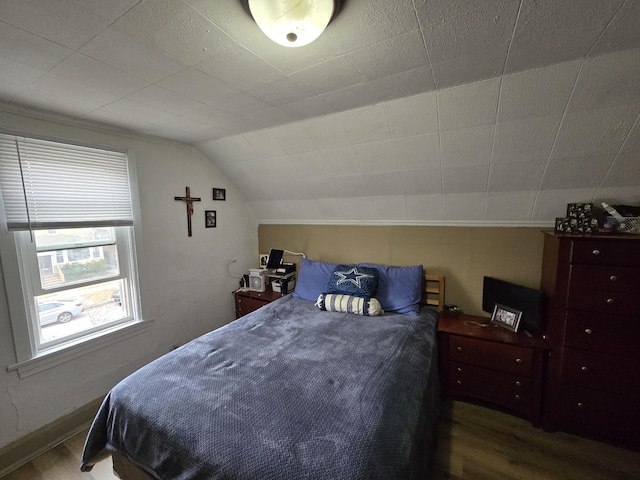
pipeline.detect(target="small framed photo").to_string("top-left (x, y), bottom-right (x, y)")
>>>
top-left (259, 253), bottom-right (269, 269)
top-left (213, 188), bottom-right (226, 201)
top-left (205, 210), bottom-right (216, 228)
top-left (491, 303), bottom-right (522, 332)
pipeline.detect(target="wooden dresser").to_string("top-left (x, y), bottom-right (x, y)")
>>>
top-left (438, 314), bottom-right (548, 427)
top-left (540, 232), bottom-right (640, 448)
top-left (233, 289), bottom-right (285, 318)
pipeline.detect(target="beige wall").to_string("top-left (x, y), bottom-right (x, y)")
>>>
top-left (259, 225), bottom-right (546, 316)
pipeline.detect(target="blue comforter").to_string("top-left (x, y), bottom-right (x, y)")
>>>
top-left (81, 295), bottom-right (440, 479)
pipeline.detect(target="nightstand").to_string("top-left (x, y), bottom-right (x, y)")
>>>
top-left (438, 314), bottom-right (548, 427)
top-left (233, 289), bottom-right (286, 318)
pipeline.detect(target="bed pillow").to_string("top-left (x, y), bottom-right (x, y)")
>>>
top-left (358, 263), bottom-right (423, 316)
top-left (316, 293), bottom-right (384, 316)
top-left (326, 264), bottom-right (378, 297)
top-left (293, 257), bottom-right (339, 301)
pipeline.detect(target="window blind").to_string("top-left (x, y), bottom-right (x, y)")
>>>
top-left (0, 134), bottom-right (133, 230)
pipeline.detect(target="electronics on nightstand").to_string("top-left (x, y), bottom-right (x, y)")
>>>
top-left (249, 268), bottom-right (267, 292)
top-left (271, 272), bottom-right (296, 294)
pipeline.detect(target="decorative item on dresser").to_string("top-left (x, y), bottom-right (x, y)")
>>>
top-left (438, 313), bottom-right (548, 427)
top-left (540, 232), bottom-right (640, 449)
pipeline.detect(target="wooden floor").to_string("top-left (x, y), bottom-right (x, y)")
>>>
top-left (3, 400), bottom-right (639, 479)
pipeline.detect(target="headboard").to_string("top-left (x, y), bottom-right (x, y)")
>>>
top-left (422, 274), bottom-right (445, 312)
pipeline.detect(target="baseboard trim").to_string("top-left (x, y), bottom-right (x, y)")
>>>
top-left (0, 396), bottom-right (104, 478)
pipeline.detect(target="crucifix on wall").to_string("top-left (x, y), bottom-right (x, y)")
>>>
top-left (174, 186), bottom-right (201, 237)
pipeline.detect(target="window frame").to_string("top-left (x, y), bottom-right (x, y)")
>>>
top-left (0, 131), bottom-right (146, 376)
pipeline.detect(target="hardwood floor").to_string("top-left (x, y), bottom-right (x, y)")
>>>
top-left (3, 400), bottom-right (639, 479)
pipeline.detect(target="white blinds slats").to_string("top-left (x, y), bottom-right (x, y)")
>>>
top-left (0, 134), bottom-right (133, 230)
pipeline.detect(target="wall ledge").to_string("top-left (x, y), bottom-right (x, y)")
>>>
top-left (257, 220), bottom-right (554, 227)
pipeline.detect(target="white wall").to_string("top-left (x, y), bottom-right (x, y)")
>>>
top-left (0, 111), bottom-right (258, 448)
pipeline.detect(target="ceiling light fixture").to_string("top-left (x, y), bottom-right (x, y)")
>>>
top-left (241, 0), bottom-right (345, 48)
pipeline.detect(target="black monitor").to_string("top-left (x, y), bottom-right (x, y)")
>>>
top-left (482, 276), bottom-right (546, 333)
top-left (266, 249), bottom-right (284, 269)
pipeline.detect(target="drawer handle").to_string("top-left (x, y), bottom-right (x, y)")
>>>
top-left (577, 402), bottom-right (583, 408)
top-left (609, 275), bottom-right (618, 282)
top-left (457, 367), bottom-right (462, 373)
top-left (592, 249), bottom-right (600, 256)
top-left (515, 358), bottom-right (523, 364)
top-left (457, 346), bottom-right (463, 352)
top-left (515, 394), bottom-right (521, 400)
top-left (585, 328), bottom-right (593, 335)
top-left (606, 298), bottom-right (614, 304)
top-left (456, 380), bottom-right (462, 385)
top-left (515, 381), bottom-right (522, 387)
top-left (581, 366), bottom-right (589, 372)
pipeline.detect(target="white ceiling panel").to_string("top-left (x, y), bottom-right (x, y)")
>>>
top-left (443, 194), bottom-right (487, 221)
top-left (0, 22), bottom-right (73, 71)
top-left (485, 191), bottom-right (537, 221)
top-left (497, 62), bottom-right (581, 123)
top-left (405, 194), bottom-right (445, 221)
top-left (488, 159), bottom-right (547, 192)
top-left (50, 53), bottom-right (149, 98)
top-left (354, 141), bottom-right (397, 174)
top-left (384, 92), bottom-right (438, 138)
top-left (372, 196), bottom-right (408, 220)
top-left (399, 168), bottom-right (444, 195)
top-left (79, 27), bottom-right (188, 83)
top-left (491, 116), bottom-right (562, 163)
top-left (504, 0), bottom-right (624, 73)
top-left (437, 79), bottom-right (500, 131)
top-left (589, 0), bottom-right (640, 56)
top-left (440, 125), bottom-right (495, 167)
top-left (0, 0), bottom-right (140, 49)
top-left (442, 164), bottom-right (490, 194)
top-left (0, 0), bottom-right (638, 226)
top-left (540, 154), bottom-right (615, 190)
top-left (394, 134), bottom-right (441, 171)
top-left (567, 48), bottom-right (640, 113)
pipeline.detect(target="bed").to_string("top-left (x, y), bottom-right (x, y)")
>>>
top-left (81, 260), bottom-right (444, 480)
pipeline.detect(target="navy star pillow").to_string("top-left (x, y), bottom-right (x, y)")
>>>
top-left (326, 264), bottom-right (378, 297)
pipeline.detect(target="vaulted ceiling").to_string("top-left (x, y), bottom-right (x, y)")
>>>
top-left (1, 0), bottom-right (639, 224)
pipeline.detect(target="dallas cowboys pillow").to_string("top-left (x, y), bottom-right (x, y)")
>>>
top-left (326, 264), bottom-right (378, 297)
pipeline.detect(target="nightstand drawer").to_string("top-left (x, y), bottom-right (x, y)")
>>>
top-left (448, 336), bottom-right (533, 376)
top-left (571, 240), bottom-right (640, 267)
top-left (564, 312), bottom-right (640, 359)
top-left (561, 347), bottom-right (640, 393)
top-left (448, 362), bottom-right (530, 415)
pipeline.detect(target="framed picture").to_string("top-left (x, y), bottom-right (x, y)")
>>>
top-left (491, 303), bottom-right (522, 332)
top-left (205, 210), bottom-right (216, 228)
top-left (213, 188), bottom-right (226, 201)
top-left (259, 253), bottom-right (269, 269)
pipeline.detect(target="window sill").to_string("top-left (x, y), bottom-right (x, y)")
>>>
top-left (7, 319), bottom-right (153, 379)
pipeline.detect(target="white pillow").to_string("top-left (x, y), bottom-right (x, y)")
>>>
top-left (315, 293), bottom-right (384, 316)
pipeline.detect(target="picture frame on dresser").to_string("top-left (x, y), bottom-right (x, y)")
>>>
top-left (491, 304), bottom-right (522, 332)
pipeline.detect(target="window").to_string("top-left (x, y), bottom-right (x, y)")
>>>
top-left (0, 133), bottom-right (142, 366)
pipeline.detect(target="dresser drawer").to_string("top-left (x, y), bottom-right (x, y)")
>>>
top-left (556, 384), bottom-right (640, 447)
top-left (569, 265), bottom-right (640, 293)
top-left (571, 240), bottom-right (640, 267)
top-left (567, 286), bottom-right (639, 317)
top-left (561, 347), bottom-right (640, 393)
top-left (449, 361), bottom-right (531, 405)
top-left (564, 312), bottom-right (640, 358)
top-left (448, 336), bottom-right (533, 376)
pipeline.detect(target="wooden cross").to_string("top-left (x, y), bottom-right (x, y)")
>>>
top-left (174, 186), bottom-right (201, 237)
